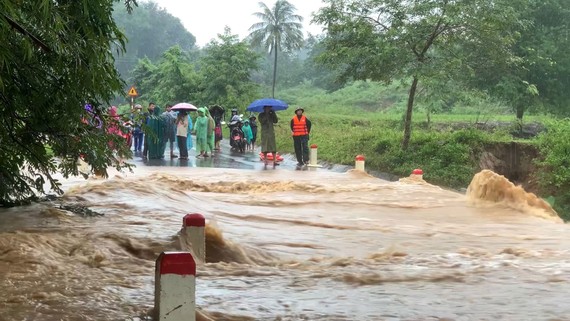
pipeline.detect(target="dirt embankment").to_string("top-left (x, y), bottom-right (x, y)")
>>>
top-left (477, 142), bottom-right (540, 193)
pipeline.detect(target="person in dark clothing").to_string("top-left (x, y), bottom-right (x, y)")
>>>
top-left (249, 115), bottom-right (258, 151)
top-left (131, 104), bottom-right (144, 152)
top-left (259, 106), bottom-right (279, 168)
top-left (162, 103), bottom-right (178, 158)
top-left (142, 102), bottom-right (155, 158)
top-left (290, 107), bottom-right (312, 167)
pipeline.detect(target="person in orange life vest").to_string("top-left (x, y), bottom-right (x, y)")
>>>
top-left (290, 107), bottom-right (312, 166)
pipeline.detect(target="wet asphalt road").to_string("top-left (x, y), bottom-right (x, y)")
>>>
top-left (132, 138), bottom-right (401, 181)
top-left (132, 138), bottom-right (334, 172)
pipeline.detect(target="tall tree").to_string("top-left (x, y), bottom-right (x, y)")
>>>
top-left (468, 0), bottom-right (570, 119)
top-left (0, 0), bottom-right (135, 206)
top-left (199, 28), bottom-right (261, 110)
top-left (248, 0), bottom-right (304, 98)
top-left (314, 0), bottom-right (525, 149)
top-left (130, 46), bottom-right (201, 104)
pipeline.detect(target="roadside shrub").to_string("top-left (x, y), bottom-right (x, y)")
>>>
top-left (535, 119), bottom-right (570, 220)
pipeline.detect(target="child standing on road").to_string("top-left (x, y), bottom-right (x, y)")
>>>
top-left (242, 120), bottom-right (253, 151)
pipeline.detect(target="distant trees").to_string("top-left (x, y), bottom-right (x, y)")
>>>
top-left (112, 1), bottom-right (196, 81)
top-left (468, 0), bottom-right (570, 119)
top-left (200, 28), bottom-right (261, 110)
top-left (314, 0), bottom-right (527, 149)
top-left (248, 0), bottom-right (304, 98)
top-left (130, 46), bottom-right (200, 104)
top-left (130, 29), bottom-right (260, 109)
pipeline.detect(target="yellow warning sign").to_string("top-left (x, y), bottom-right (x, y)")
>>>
top-left (127, 86), bottom-right (138, 97)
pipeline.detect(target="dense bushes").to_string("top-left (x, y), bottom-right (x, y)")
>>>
top-left (535, 119), bottom-right (570, 219)
top-left (275, 113), bottom-right (509, 188)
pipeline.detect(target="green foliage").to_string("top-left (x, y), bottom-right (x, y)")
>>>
top-left (302, 35), bottom-right (344, 92)
top-left (248, 0), bottom-right (304, 97)
top-left (277, 82), bottom-right (513, 120)
top-left (130, 29), bottom-right (261, 111)
top-left (0, 0), bottom-right (134, 206)
top-left (470, 0), bottom-right (570, 118)
top-left (112, 1), bottom-right (196, 81)
top-left (200, 28), bottom-right (261, 111)
top-left (132, 46), bottom-right (200, 104)
top-left (275, 109), bottom-right (507, 188)
top-left (535, 119), bottom-right (570, 219)
top-left (314, 0), bottom-right (526, 148)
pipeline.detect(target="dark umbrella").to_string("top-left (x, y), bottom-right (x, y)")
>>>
top-left (209, 105), bottom-right (225, 123)
top-left (246, 98), bottom-right (288, 113)
top-left (209, 105), bottom-right (225, 117)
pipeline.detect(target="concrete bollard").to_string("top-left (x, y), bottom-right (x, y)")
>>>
top-left (308, 144), bottom-right (322, 167)
top-left (355, 155), bottom-right (366, 172)
top-left (154, 252), bottom-right (196, 321)
top-left (182, 213), bottom-right (206, 263)
top-left (411, 168), bottom-right (424, 180)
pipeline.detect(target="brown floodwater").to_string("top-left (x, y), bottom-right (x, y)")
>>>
top-left (0, 166), bottom-right (569, 321)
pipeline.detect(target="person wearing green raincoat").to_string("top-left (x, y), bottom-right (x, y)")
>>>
top-left (147, 106), bottom-right (166, 159)
top-left (193, 107), bottom-right (209, 158)
top-left (242, 120), bottom-right (253, 151)
top-left (258, 106), bottom-right (278, 167)
top-left (204, 107), bottom-right (215, 153)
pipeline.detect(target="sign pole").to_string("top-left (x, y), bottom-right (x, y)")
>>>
top-left (127, 85), bottom-right (139, 111)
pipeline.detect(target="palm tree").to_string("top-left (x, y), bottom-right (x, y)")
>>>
top-left (248, 0), bottom-right (304, 98)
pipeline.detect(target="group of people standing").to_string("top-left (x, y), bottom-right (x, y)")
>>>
top-left (126, 102), bottom-right (312, 167)
top-left (129, 102), bottom-right (218, 160)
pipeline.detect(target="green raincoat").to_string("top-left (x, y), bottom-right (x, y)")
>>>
top-left (204, 107), bottom-right (215, 152)
top-left (242, 120), bottom-right (253, 143)
top-left (148, 106), bottom-right (166, 159)
top-left (258, 109), bottom-right (278, 152)
top-left (194, 108), bottom-right (209, 153)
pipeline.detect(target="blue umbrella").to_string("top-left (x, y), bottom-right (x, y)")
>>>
top-left (246, 98), bottom-right (288, 113)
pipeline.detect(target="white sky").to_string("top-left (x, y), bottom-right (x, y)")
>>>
top-left (150, 0), bottom-right (327, 47)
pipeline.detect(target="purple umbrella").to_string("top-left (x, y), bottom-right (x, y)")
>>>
top-left (172, 102), bottom-right (198, 111)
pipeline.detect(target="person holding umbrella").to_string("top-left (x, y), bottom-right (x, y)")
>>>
top-left (290, 107), bottom-right (312, 167)
top-left (258, 106), bottom-right (279, 167)
top-left (176, 111), bottom-right (189, 159)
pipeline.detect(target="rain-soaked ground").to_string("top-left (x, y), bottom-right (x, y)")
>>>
top-left (137, 138), bottom-right (326, 170)
top-left (137, 138), bottom-right (398, 181)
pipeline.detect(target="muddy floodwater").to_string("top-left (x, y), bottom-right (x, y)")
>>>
top-left (0, 165), bottom-right (568, 321)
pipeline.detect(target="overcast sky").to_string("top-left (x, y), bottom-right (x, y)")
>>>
top-left (151, 0), bottom-right (327, 47)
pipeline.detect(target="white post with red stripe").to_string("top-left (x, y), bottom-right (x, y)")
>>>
top-left (308, 144), bottom-right (322, 167)
top-left (411, 168), bottom-right (424, 180)
top-left (182, 213), bottom-right (206, 264)
top-left (154, 252), bottom-right (196, 321)
top-left (355, 155), bottom-right (366, 172)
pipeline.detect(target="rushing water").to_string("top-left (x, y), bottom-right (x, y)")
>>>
top-left (0, 164), bottom-right (568, 321)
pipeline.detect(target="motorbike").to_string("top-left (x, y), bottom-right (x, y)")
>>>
top-left (228, 120), bottom-right (246, 153)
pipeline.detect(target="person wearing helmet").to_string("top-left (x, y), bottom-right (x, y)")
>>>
top-left (230, 108), bottom-right (241, 123)
top-left (290, 107), bottom-right (311, 167)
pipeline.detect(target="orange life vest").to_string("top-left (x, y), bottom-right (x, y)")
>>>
top-left (292, 115), bottom-right (309, 136)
